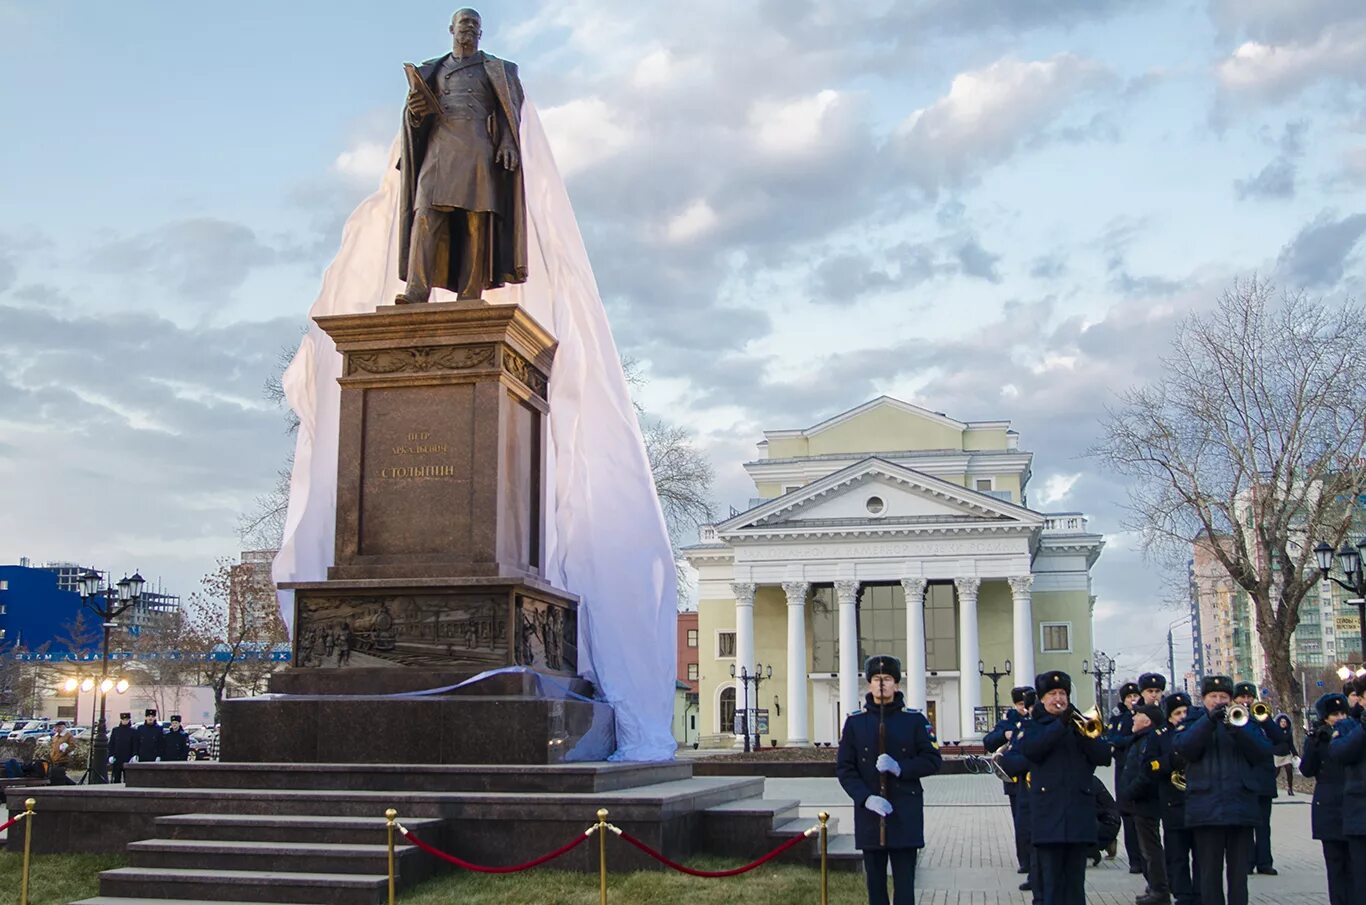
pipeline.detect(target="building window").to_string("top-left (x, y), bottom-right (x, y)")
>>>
top-left (866, 496), bottom-right (886, 515)
top-left (924, 582), bottom-right (960, 671)
top-left (687, 663), bottom-right (699, 681)
top-left (717, 631), bottom-right (736, 658)
top-left (858, 583), bottom-right (908, 667)
top-left (975, 479), bottom-right (993, 491)
top-left (687, 628), bottom-right (698, 648)
top-left (719, 686), bottom-right (736, 734)
top-left (1041, 622), bottom-right (1072, 653)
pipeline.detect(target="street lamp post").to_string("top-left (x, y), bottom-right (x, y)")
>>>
top-left (77, 570), bottom-right (143, 783)
top-left (978, 659), bottom-right (1012, 723)
top-left (1082, 652), bottom-right (1114, 712)
top-left (1313, 539), bottom-right (1366, 663)
top-left (729, 663), bottom-right (772, 752)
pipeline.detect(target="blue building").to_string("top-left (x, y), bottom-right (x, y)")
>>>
top-left (0, 564), bottom-right (89, 654)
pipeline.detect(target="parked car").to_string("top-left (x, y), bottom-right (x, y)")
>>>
top-left (188, 726), bottom-right (217, 761)
top-left (9, 721), bottom-right (52, 741)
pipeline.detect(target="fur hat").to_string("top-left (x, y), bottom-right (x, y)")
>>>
top-left (1164, 692), bottom-right (1192, 717)
top-left (1011, 685), bottom-right (1036, 706)
top-left (864, 654), bottom-right (901, 684)
top-left (1200, 675), bottom-right (1234, 697)
top-left (1138, 672), bottom-right (1167, 692)
top-left (1316, 693), bottom-right (1350, 721)
top-left (1232, 681), bottom-right (1258, 700)
top-left (144, 708), bottom-right (157, 717)
top-left (118, 712), bottom-right (131, 720)
top-left (1035, 671), bottom-right (1072, 696)
top-left (1119, 681), bottom-right (1140, 699)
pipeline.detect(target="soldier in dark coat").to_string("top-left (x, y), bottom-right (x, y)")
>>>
top-left (1122, 703), bottom-right (1171, 905)
top-left (133, 708), bottom-right (164, 763)
top-left (1110, 679), bottom-right (1145, 872)
top-left (997, 709), bottom-right (1041, 903)
top-left (162, 715), bottom-right (190, 762)
top-left (1173, 675), bottom-right (1272, 905)
top-left (984, 685), bottom-right (1035, 876)
top-left (108, 712), bottom-right (136, 783)
top-left (836, 654), bottom-right (942, 905)
top-left (1019, 670), bottom-right (1112, 905)
top-left (1301, 693), bottom-right (1350, 905)
top-left (1155, 692), bottom-right (1199, 905)
top-left (1327, 693), bottom-right (1366, 902)
top-left (1231, 681), bottom-right (1284, 875)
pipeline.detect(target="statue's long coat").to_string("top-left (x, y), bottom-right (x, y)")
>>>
top-left (399, 52), bottom-right (528, 291)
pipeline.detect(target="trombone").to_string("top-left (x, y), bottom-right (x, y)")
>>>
top-left (1071, 706), bottom-right (1105, 739)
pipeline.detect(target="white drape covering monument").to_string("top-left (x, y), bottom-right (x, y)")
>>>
top-left (272, 102), bottom-right (679, 762)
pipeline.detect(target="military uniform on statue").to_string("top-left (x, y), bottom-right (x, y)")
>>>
top-left (1109, 680), bottom-right (1145, 873)
top-left (836, 655), bottom-right (943, 905)
top-left (1018, 670), bottom-right (1112, 905)
top-left (984, 685), bottom-right (1036, 878)
top-left (1300, 693), bottom-right (1350, 905)
top-left (1154, 692), bottom-right (1199, 905)
top-left (1173, 675), bottom-right (1272, 905)
top-left (1327, 688), bottom-right (1366, 903)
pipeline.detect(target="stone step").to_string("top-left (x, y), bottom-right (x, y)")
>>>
top-left (73, 898), bottom-right (272, 905)
top-left (124, 838), bottom-right (429, 880)
top-left (154, 813), bottom-right (445, 845)
top-left (97, 867), bottom-right (389, 905)
top-left (126, 760), bottom-right (692, 794)
top-left (700, 796), bottom-right (800, 858)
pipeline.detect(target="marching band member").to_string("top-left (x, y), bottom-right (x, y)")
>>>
top-left (1173, 675), bottom-right (1272, 905)
top-left (1122, 703), bottom-right (1171, 905)
top-left (1111, 680), bottom-right (1146, 872)
top-left (1327, 690), bottom-right (1366, 903)
top-left (997, 703), bottom-right (1042, 904)
top-left (985, 685), bottom-right (1037, 877)
top-left (1020, 670), bottom-right (1112, 905)
top-left (1231, 681), bottom-right (1285, 875)
top-left (1155, 692), bottom-right (1199, 905)
top-left (1300, 693), bottom-right (1350, 905)
top-left (836, 655), bottom-right (942, 905)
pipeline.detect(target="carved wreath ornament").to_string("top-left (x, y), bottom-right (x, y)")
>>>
top-left (347, 345), bottom-right (495, 375)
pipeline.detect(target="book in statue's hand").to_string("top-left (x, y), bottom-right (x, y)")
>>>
top-left (404, 63), bottom-right (442, 115)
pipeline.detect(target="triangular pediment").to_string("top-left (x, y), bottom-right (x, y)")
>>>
top-left (719, 458), bottom-right (1043, 535)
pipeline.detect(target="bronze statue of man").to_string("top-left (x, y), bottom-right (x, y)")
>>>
top-left (397, 9), bottom-right (527, 304)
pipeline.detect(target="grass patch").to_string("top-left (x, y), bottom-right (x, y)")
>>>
top-left (0, 851), bottom-right (126, 904)
top-left (402, 855), bottom-right (869, 905)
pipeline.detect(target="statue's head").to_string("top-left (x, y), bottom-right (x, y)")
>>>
top-left (450, 8), bottom-right (482, 50)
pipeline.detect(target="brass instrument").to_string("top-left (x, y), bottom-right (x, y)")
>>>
top-left (1226, 704), bottom-right (1249, 727)
top-left (1250, 701), bottom-right (1271, 722)
top-left (1071, 706), bottom-right (1105, 739)
top-left (1170, 770), bottom-right (1186, 791)
top-left (987, 752), bottom-right (1015, 784)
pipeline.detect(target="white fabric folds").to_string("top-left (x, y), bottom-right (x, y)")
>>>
top-left (272, 102), bottom-right (679, 762)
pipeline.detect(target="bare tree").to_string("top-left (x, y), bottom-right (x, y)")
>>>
top-left (238, 340), bottom-right (303, 549)
top-left (189, 558), bottom-right (288, 719)
top-left (1092, 277), bottom-right (1366, 712)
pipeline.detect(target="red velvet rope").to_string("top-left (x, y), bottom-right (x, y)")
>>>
top-left (615, 828), bottom-right (809, 877)
top-left (400, 826), bottom-right (589, 873)
top-left (0, 812), bottom-right (26, 834)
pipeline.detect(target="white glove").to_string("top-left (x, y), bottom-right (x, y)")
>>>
top-left (875, 753), bottom-right (901, 776)
top-left (864, 795), bottom-right (893, 817)
top-left (58, 743), bottom-right (69, 753)
top-left (108, 757), bottom-right (115, 764)
top-left (155, 757), bottom-right (162, 762)
top-left (130, 756), bottom-right (139, 763)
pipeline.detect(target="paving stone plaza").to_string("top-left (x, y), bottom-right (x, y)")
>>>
top-left (767, 773), bottom-right (1328, 905)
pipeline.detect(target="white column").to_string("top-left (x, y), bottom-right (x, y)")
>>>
top-left (1009, 575), bottom-right (1035, 688)
top-left (783, 580), bottom-right (810, 746)
top-left (834, 579), bottom-right (861, 725)
top-left (901, 577), bottom-right (928, 710)
top-left (956, 577), bottom-right (982, 739)
top-left (731, 582), bottom-right (755, 748)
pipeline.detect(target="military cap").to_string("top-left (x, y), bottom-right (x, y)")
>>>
top-left (1200, 675), bottom-right (1233, 696)
top-left (145, 708), bottom-right (157, 717)
top-left (1138, 672), bottom-right (1167, 692)
top-left (1134, 704), bottom-right (1164, 725)
top-left (864, 654), bottom-right (901, 684)
top-left (1011, 685), bottom-right (1036, 705)
top-left (1119, 681), bottom-right (1140, 700)
top-left (1316, 693), bottom-right (1350, 721)
top-left (1344, 679), bottom-right (1361, 697)
top-left (170, 714), bottom-right (181, 722)
top-left (1164, 691), bottom-right (1192, 717)
top-left (118, 712), bottom-right (131, 720)
top-left (1035, 670), bottom-right (1072, 696)
top-left (1232, 681), bottom-right (1257, 699)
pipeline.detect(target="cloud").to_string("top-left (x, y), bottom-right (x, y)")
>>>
top-left (88, 218), bottom-right (284, 304)
top-left (332, 140), bottom-right (392, 188)
top-left (895, 54), bottom-right (1113, 192)
top-left (808, 230), bottom-right (1004, 304)
top-left (1234, 121), bottom-right (1305, 200)
top-left (1035, 472), bottom-right (1083, 508)
top-left (1215, 19), bottom-right (1366, 104)
top-left (1275, 210), bottom-right (1366, 288)
top-left (0, 254), bottom-right (14, 295)
top-left (539, 97), bottom-right (636, 177)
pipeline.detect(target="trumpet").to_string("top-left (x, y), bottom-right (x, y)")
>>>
top-left (1070, 705), bottom-right (1105, 739)
top-left (1225, 704), bottom-right (1249, 727)
top-left (1250, 701), bottom-right (1271, 722)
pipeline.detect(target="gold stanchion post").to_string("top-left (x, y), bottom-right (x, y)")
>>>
top-left (818, 811), bottom-right (829, 905)
top-left (596, 807), bottom-right (609, 905)
top-left (20, 797), bottom-right (36, 905)
top-left (385, 808), bottom-right (398, 905)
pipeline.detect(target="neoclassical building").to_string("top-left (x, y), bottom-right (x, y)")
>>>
top-left (682, 397), bottom-right (1104, 746)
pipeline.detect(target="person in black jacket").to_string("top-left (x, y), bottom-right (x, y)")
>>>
top-left (1300, 693), bottom-right (1350, 905)
top-left (133, 708), bottom-right (164, 764)
top-left (162, 714), bottom-right (190, 762)
top-left (1327, 695), bottom-right (1366, 903)
top-left (1122, 703), bottom-right (1171, 905)
top-left (1110, 680), bottom-right (1145, 872)
top-left (1232, 681), bottom-right (1285, 875)
top-left (1173, 675), bottom-right (1272, 905)
top-left (1155, 692), bottom-right (1199, 905)
top-left (107, 712), bottom-right (136, 783)
top-left (836, 654), bottom-right (943, 905)
top-left (1020, 670), bottom-right (1112, 905)
top-left (985, 685), bottom-right (1036, 875)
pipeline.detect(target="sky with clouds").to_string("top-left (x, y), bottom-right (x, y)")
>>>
top-left (3, 1), bottom-right (1365, 679)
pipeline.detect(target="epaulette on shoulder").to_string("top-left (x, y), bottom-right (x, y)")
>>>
top-left (904, 706), bottom-right (920, 714)
top-left (849, 709), bottom-right (864, 717)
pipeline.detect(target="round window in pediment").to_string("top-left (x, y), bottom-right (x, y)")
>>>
top-left (866, 495), bottom-right (886, 516)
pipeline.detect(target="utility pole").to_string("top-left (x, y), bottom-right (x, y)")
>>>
top-left (1168, 629), bottom-right (1176, 690)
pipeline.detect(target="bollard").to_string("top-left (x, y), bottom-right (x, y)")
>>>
top-left (818, 811), bottom-right (829, 905)
top-left (19, 797), bottom-right (35, 905)
top-left (385, 808), bottom-right (398, 905)
top-left (596, 807), bottom-right (609, 905)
